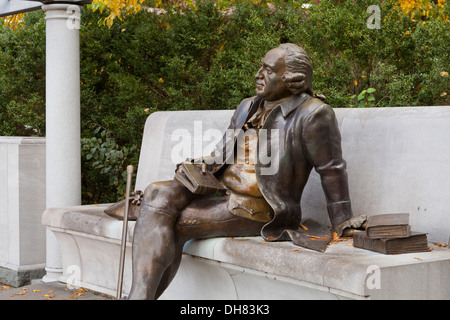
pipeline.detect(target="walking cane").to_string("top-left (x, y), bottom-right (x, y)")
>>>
top-left (116, 164), bottom-right (133, 300)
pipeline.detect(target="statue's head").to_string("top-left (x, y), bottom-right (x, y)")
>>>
top-left (255, 43), bottom-right (313, 101)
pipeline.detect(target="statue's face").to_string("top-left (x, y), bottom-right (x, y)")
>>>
top-left (255, 48), bottom-right (292, 101)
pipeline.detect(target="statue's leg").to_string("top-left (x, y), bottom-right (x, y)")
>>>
top-left (154, 194), bottom-right (265, 299)
top-left (127, 180), bottom-right (194, 300)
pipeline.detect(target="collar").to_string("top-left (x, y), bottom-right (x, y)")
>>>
top-left (263, 96), bottom-right (292, 110)
top-left (279, 92), bottom-right (312, 118)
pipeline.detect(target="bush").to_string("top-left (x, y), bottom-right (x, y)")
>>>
top-left (0, 0), bottom-right (448, 203)
top-left (0, 12), bottom-right (45, 136)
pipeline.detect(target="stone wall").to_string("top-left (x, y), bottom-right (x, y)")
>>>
top-left (0, 137), bottom-right (46, 286)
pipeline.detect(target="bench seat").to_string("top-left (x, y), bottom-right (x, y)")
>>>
top-left (42, 204), bottom-right (450, 299)
top-left (42, 106), bottom-right (450, 299)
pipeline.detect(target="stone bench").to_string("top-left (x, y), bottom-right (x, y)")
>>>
top-left (42, 106), bottom-right (450, 299)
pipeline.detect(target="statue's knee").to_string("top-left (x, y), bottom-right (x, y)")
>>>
top-left (142, 180), bottom-right (190, 211)
top-left (143, 181), bottom-right (171, 202)
top-left (143, 182), bottom-right (161, 203)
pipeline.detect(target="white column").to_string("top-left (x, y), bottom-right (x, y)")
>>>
top-left (42, 3), bottom-right (82, 282)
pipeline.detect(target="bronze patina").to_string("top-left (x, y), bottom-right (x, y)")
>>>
top-left (106, 43), bottom-right (365, 300)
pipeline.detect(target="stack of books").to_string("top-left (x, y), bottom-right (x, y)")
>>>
top-left (353, 213), bottom-right (429, 254)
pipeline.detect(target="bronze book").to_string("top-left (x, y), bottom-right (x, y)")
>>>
top-left (353, 230), bottom-right (429, 254)
top-left (365, 213), bottom-right (411, 239)
top-left (174, 162), bottom-right (226, 195)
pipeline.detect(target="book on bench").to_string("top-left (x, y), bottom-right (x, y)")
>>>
top-left (353, 230), bottom-right (429, 254)
top-left (175, 162), bottom-right (226, 195)
top-left (365, 213), bottom-right (411, 239)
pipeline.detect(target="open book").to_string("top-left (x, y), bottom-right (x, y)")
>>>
top-left (174, 162), bottom-right (226, 195)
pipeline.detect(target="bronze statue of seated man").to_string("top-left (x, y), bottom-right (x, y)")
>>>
top-left (106, 43), bottom-right (365, 300)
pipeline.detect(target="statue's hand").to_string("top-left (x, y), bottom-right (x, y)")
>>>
top-left (176, 158), bottom-right (208, 174)
top-left (334, 214), bottom-right (367, 237)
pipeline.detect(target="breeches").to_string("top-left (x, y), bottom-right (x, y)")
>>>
top-left (140, 180), bottom-right (265, 242)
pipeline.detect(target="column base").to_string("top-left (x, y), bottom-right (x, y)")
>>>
top-left (42, 266), bottom-right (63, 283)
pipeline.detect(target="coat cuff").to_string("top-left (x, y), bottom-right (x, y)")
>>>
top-left (327, 200), bottom-right (353, 228)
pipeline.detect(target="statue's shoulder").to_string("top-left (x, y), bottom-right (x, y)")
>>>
top-left (300, 97), bottom-right (334, 119)
top-left (232, 96), bottom-right (260, 120)
top-left (236, 96), bottom-right (258, 111)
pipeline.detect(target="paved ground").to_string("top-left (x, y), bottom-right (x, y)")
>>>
top-left (0, 280), bottom-right (113, 300)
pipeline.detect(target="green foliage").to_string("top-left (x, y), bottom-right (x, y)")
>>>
top-left (81, 126), bottom-right (136, 203)
top-left (351, 88), bottom-right (376, 108)
top-left (0, 0), bottom-right (448, 203)
top-left (0, 11), bottom-right (45, 136)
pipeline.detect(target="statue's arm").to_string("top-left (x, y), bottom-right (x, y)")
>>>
top-left (180, 98), bottom-right (254, 172)
top-left (301, 104), bottom-right (354, 229)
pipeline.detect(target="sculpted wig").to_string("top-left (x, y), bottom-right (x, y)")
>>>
top-left (278, 43), bottom-right (325, 100)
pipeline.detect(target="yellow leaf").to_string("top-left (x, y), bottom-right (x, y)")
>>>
top-left (332, 231), bottom-right (339, 241)
top-left (44, 294), bottom-right (55, 298)
top-left (299, 223), bottom-right (308, 231)
top-left (33, 289), bottom-right (42, 292)
top-left (158, 78), bottom-right (164, 83)
top-left (434, 242), bottom-right (450, 248)
top-left (354, 80), bottom-right (358, 86)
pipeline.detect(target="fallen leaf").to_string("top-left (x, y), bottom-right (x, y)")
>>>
top-left (14, 292), bottom-right (27, 296)
top-left (299, 223), bottom-right (308, 231)
top-left (71, 296), bottom-right (78, 299)
top-left (307, 234), bottom-right (330, 240)
top-left (292, 248), bottom-right (300, 251)
top-left (44, 294), bottom-right (55, 298)
top-left (433, 242), bottom-right (450, 249)
top-left (414, 257), bottom-right (423, 261)
top-left (332, 232), bottom-right (339, 241)
top-left (33, 289), bottom-right (42, 292)
top-left (327, 232), bottom-right (353, 245)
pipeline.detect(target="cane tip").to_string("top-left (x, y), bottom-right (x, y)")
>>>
top-left (127, 165), bottom-right (134, 174)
